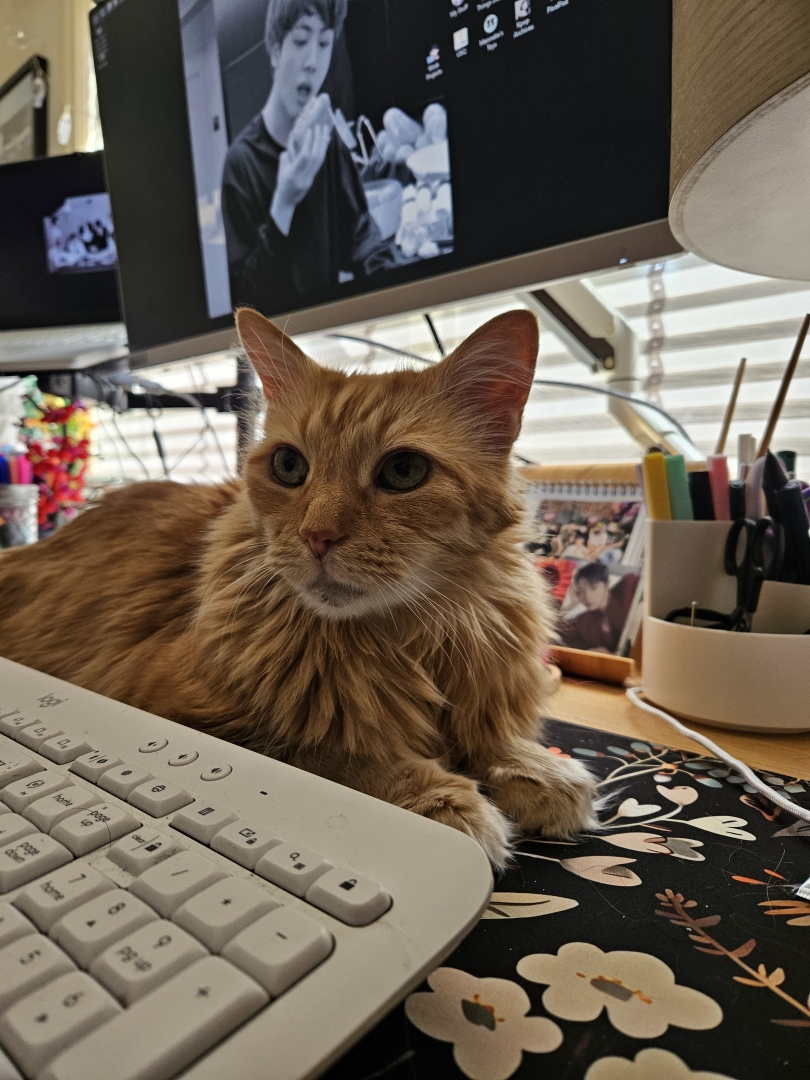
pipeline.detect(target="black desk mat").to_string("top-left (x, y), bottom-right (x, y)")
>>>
top-left (324, 719), bottom-right (810, 1080)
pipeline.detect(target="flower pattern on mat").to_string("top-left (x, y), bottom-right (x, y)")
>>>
top-left (517, 852), bottom-right (643, 886)
top-left (482, 892), bottom-right (578, 920)
top-left (405, 968), bottom-right (562, 1080)
top-left (516, 942), bottom-right (723, 1038)
top-left (584, 1048), bottom-right (736, 1080)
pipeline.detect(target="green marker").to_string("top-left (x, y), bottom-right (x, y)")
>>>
top-left (777, 450), bottom-right (796, 479)
top-left (665, 454), bottom-right (694, 520)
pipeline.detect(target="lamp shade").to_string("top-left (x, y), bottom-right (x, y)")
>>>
top-left (669, 0), bottom-right (810, 280)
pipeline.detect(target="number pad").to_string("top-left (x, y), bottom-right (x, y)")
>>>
top-left (222, 906), bottom-right (333, 997)
top-left (17, 724), bottom-right (64, 752)
top-left (107, 829), bottom-right (181, 875)
top-left (1, 770), bottom-right (71, 813)
top-left (97, 765), bottom-right (153, 800)
top-left (50, 805), bottom-right (141, 857)
top-left (52, 890), bottom-right (158, 968)
top-left (68, 752), bottom-right (122, 784)
top-left (23, 787), bottom-right (103, 833)
top-left (39, 736), bottom-right (94, 765)
top-left (128, 779), bottom-right (193, 818)
top-left (255, 843), bottom-right (332, 897)
top-left (0, 751), bottom-right (43, 790)
top-left (210, 819), bottom-right (281, 870)
top-left (0, 835), bottom-right (72, 894)
top-left (90, 920), bottom-right (207, 1005)
top-left (170, 802), bottom-right (236, 845)
top-left (0, 971), bottom-right (120, 1077)
top-left (173, 878), bottom-right (278, 953)
top-left (0, 934), bottom-right (75, 1013)
top-left (128, 851), bottom-right (226, 916)
top-left (14, 864), bottom-right (114, 932)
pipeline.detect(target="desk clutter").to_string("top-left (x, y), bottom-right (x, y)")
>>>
top-left (324, 717), bottom-right (810, 1080)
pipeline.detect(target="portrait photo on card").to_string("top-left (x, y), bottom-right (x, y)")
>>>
top-left (178, 0), bottom-right (454, 320)
top-left (555, 560), bottom-right (643, 657)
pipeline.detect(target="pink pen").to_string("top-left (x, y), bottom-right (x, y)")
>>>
top-left (17, 457), bottom-right (33, 485)
top-left (707, 454), bottom-right (731, 520)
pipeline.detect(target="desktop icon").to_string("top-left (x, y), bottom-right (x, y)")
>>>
top-left (483, 13), bottom-right (498, 33)
top-left (426, 44), bottom-right (441, 67)
top-left (515, 0), bottom-right (530, 17)
top-left (453, 27), bottom-right (469, 50)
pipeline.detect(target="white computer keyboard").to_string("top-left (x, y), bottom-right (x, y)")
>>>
top-left (0, 658), bottom-right (492, 1080)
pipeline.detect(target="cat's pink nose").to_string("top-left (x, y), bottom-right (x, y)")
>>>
top-left (301, 527), bottom-right (344, 559)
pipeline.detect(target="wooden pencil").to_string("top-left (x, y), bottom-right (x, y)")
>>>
top-left (756, 313), bottom-right (810, 459)
top-left (714, 356), bottom-right (746, 455)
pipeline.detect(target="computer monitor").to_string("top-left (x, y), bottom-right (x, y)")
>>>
top-left (0, 151), bottom-right (120, 332)
top-left (92, 0), bottom-right (677, 368)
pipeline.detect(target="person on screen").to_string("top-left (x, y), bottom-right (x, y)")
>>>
top-left (221, 0), bottom-right (395, 313)
top-left (557, 561), bottom-right (640, 654)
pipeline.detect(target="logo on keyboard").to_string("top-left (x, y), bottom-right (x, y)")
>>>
top-left (37, 694), bottom-right (66, 708)
top-left (340, 879), bottom-right (357, 891)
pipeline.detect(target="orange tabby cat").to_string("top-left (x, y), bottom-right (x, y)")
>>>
top-left (0, 308), bottom-right (596, 867)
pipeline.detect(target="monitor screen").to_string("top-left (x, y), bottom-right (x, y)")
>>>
top-left (92, 0), bottom-right (675, 363)
top-left (0, 151), bottom-right (120, 331)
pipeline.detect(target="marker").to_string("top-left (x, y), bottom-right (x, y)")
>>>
top-left (707, 455), bottom-right (731, 520)
top-left (641, 451), bottom-right (671, 521)
top-left (688, 471), bottom-right (714, 520)
top-left (777, 450), bottom-right (797, 479)
top-left (664, 455), bottom-right (693, 520)
top-left (775, 481), bottom-right (810, 585)
top-left (738, 433), bottom-right (756, 479)
top-left (761, 450), bottom-right (789, 521)
top-left (728, 479), bottom-right (746, 521)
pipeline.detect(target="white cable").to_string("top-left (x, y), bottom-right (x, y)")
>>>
top-left (626, 686), bottom-right (810, 824)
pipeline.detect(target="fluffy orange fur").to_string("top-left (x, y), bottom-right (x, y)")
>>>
top-left (0, 309), bottom-right (596, 867)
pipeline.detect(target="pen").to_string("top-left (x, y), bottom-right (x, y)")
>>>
top-left (761, 449), bottom-right (789, 522)
top-left (664, 454), bottom-right (693, 520)
top-left (641, 451), bottom-right (672, 521)
top-left (775, 480), bottom-right (810, 586)
top-left (707, 455), bottom-right (731, 520)
top-left (728, 479), bottom-right (746, 520)
top-left (688, 471), bottom-right (715, 520)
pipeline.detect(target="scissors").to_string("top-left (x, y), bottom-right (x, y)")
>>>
top-left (665, 517), bottom-right (784, 631)
top-left (723, 516), bottom-right (785, 631)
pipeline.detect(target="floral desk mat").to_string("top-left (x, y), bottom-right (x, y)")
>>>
top-left (323, 719), bottom-right (810, 1080)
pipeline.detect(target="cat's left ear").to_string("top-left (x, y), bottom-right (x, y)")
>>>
top-left (436, 310), bottom-right (539, 452)
top-left (236, 307), bottom-right (315, 401)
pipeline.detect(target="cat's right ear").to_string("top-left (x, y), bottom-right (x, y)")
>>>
top-left (235, 308), bottom-right (314, 402)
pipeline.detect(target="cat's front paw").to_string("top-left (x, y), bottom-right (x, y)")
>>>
top-left (412, 775), bottom-right (514, 870)
top-left (485, 743), bottom-right (598, 838)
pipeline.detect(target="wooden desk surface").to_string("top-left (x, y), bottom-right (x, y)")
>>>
top-left (551, 677), bottom-right (810, 780)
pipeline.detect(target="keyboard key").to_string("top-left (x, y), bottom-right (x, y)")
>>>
top-left (173, 878), bottom-right (278, 953)
top-left (255, 843), bottom-right (332, 897)
top-left (170, 803), bottom-right (236, 845)
top-left (210, 819), bottom-right (281, 870)
top-left (0, 903), bottom-right (34, 949)
top-left (0, 835), bottom-right (72, 893)
top-left (138, 739), bottom-right (167, 753)
top-left (17, 724), bottom-right (64, 752)
top-left (0, 714), bottom-right (36, 738)
top-left (222, 906), bottom-right (333, 997)
top-left (306, 868), bottom-right (392, 926)
top-left (129, 851), bottom-right (226, 917)
top-left (1, 770), bottom-right (71, 814)
top-left (128, 779), bottom-right (193, 818)
top-left (0, 803), bottom-right (8, 815)
top-left (52, 891), bottom-right (157, 968)
top-left (107, 829), bottom-right (181, 875)
top-left (91, 920), bottom-right (207, 1005)
top-left (0, 813), bottom-right (37, 845)
top-left (68, 753), bottom-right (122, 784)
top-left (168, 751), bottom-right (198, 766)
top-left (0, 752), bottom-right (43, 790)
top-left (0, 1047), bottom-right (22, 1080)
top-left (97, 765), bottom-right (153, 800)
top-left (14, 864), bottom-right (114, 932)
top-left (200, 764), bottom-right (232, 781)
top-left (41, 956), bottom-right (267, 1080)
top-left (39, 736), bottom-right (94, 765)
top-left (0, 934), bottom-right (75, 1013)
top-left (51, 805), bottom-right (141, 857)
top-left (23, 787), bottom-right (103, 833)
top-left (0, 971), bottom-right (120, 1077)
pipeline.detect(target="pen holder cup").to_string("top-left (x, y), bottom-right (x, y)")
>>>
top-left (642, 520), bottom-right (810, 732)
top-left (0, 484), bottom-right (39, 548)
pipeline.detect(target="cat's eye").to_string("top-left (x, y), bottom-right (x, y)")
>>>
top-left (271, 446), bottom-right (309, 487)
top-left (376, 451), bottom-right (431, 492)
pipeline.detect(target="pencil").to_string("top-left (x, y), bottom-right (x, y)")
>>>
top-left (714, 356), bottom-right (746, 455)
top-left (756, 313), bottom-right (810, 459)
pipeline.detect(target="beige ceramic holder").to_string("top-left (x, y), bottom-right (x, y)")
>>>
top-left (643, 521), bottom-right (810, 733)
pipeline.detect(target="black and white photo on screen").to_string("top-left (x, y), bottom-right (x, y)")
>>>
top-left (42, 193), bottom-right (117, 275)
top-left (178, 0), bottom-right (454, 320)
